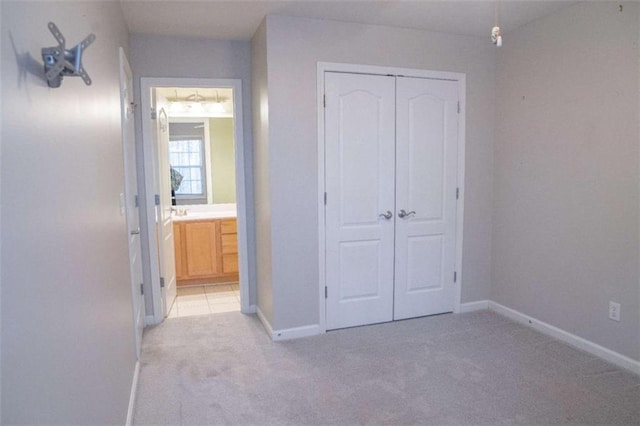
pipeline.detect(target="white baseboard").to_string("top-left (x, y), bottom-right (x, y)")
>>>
top-left (459, 300), bottom-right (489, 313)
top-left (488, 301), bottom-right (640, 376)
top-left (256, 306), bottom-right (321, 341)
top-left (256, 305), bottom-right (274, 337)
top-left (125, 360), bottom-right (140, 426)
top-left (271, 323), bottom-right (321, 341)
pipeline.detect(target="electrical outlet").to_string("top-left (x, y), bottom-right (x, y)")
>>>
top-left (609, 301), bottom-right (621, 322)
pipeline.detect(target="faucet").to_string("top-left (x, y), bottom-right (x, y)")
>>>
top-left (172, 207), bottom-right (188, 216)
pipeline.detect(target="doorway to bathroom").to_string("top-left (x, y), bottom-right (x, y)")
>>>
top-left (141, 78), bottom-right (250, 324)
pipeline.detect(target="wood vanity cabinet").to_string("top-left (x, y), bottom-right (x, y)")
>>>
top-left (173, 218), bottom-right (239, 286)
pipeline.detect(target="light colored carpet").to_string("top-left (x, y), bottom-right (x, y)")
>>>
top-left (133, 311), bottom-right (640, 425)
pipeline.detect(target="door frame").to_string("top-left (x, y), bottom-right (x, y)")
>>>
top-left (141, 77), bottom-right (250, 324)
top-left (316, 62), bottom-right (467, 333)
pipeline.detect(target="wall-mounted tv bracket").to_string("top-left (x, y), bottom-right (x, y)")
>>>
top-left (41, 22), bottom-right (96, 88)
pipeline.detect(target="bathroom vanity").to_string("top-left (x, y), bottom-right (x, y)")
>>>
top-left (173, 215), bottom-right (238, 286)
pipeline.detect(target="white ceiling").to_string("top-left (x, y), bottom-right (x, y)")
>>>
top-left (121, 0), bottom-right (579, 41)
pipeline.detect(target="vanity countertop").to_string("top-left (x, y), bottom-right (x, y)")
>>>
top-left (171, 204), bottom-right (237, 222)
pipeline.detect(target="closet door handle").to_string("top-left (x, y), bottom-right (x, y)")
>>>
top-left (378, 211), bottom-right (393, 220)
top-left (398, 210), bottom-right (415, 219)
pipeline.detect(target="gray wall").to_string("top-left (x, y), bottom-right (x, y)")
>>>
top-left (1, 1), bottom-right (136, 423)
top-left (251, 21), bottom-right (274, 324)
top-left (129, 34), bottom-right (256, 311)
top-left (260, 15), bottom-right (496, 330)
top-left (492, 1), bottom-right (640, 361)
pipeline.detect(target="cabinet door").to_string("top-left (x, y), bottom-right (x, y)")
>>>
top-left (184, 221), bottom-right (219, 277)
top-left (393, 76), bottom-right (459, 320)
top-left (173, 223), bottom-right (186, 280)
top-left (324, 72), bottom-right (396, 331)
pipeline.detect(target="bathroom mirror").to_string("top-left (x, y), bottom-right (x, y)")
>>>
top-left (168, 117), bottom-right (236, 206)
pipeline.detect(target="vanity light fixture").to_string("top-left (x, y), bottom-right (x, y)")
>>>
top-left (165, 89), bottom-right (230, 117)
top-left (186, 90), bottom-right (206, 103)
top-left (208, 91), bottom-right (225, 114)
top-left (169, 90), bottom-right (187, 113)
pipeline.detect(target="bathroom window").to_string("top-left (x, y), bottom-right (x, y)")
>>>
top-left (169, 138), bottom-right (206, 197)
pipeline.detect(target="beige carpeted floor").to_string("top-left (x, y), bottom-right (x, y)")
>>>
top-left (133, 310), bottom-right (639, 425)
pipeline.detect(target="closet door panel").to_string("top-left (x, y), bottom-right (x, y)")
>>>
top-left (325, 72), bottom-right (396, 330)
top-left (406, 235), bottom-right (443, 292)
top-left (407, 95), bottom-right (445, 221)
top-left (394, 76), bottom-right (459, 320)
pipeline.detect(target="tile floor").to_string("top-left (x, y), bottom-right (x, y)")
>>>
top-left (167, 283), bottom-right (240, 318)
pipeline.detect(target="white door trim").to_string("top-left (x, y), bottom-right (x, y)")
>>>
top-left (141, 77), bottom-right (250, 324)
top-left (317, 62), bottom-right (467, 333)
top-left (119, 48), bottom-right (144, 358)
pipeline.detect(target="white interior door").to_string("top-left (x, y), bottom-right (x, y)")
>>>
top-left (324, 72), bottom-right (396, 330)
top-left (120, 49), bottom-right (144, 358)
top-left (393, 76), bottom-right (459, 320)
top-left (152, 92), bottom-right (177, 317)
top-left (324, 71), bottom-right (460, 330)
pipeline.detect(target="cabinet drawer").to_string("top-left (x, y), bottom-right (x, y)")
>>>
top-left (222, 254), bottom-right (238, 273)
top-left (221, 234), bottom-right (238, 254)
top-left (220, 219), bottom-right (237, 234)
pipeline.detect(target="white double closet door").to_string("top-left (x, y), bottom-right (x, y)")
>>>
top-left (325, 71), bottom-right (459, 331)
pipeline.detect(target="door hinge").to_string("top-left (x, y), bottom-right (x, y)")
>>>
top-left (154, 194), bottom-right (160, 206)
top-left (456, 187), bottom-right (459, 200)
top-left (454, 271), bottom-right (457, 283)
top-left (134, 194), bottom-right (139, 208)
top-left (324, 192), bottom-right (327, 205)
top-left (160, 277), bottom-right (165, 288)
top-left (325, 286), bottom-right (328, 299)
top-left (140, 283), bottom-right (144, 295)
top-left (150, 108), bottom-right (157, 120)
top-left (323, 95), bottom-right (326, 108)
top-left (457, 102), bottom-right (461, 114)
